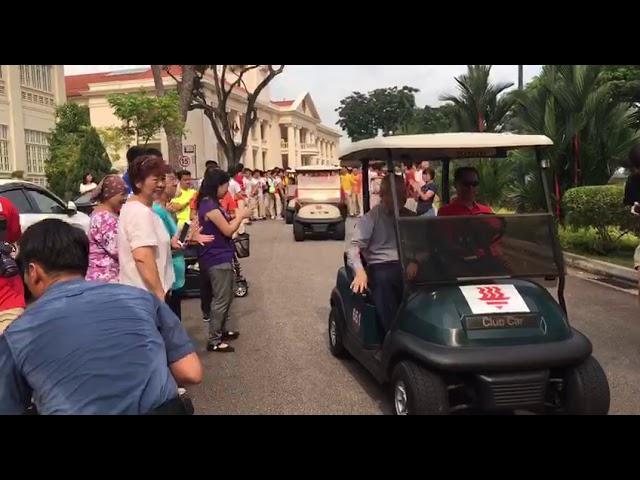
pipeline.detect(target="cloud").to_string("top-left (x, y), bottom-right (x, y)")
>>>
top-left (65, 65), bottom-right (542, 146)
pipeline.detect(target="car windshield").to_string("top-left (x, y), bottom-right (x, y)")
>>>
top-left (398, 213), bottom-right (561, 284)
top-left (297, 172), bottom-right (341, 203)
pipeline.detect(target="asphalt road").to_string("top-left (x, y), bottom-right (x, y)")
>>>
top-left (182, 218), bottom-right (640, 415)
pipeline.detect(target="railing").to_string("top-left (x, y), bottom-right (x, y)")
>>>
top-left (281, 140), bottom-right (288, 149)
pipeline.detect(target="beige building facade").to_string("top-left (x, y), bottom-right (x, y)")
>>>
top-left (65, 66), bottom-right (341, 176)
top-left (0, 65), bottom-right (66, 185)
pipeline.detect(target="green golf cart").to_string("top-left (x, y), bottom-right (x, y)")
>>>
top-left (328, 133), bottom-right (610, 415)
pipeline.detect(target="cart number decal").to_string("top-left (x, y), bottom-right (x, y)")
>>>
top-left (352, 308), bottom-right (361, 332)
top-left (459, 285), bottom-right (530, 314)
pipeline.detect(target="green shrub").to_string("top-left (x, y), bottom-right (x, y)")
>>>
top-left (563, 185), bottom-right (639, 253)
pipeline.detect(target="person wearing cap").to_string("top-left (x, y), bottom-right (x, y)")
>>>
top-left (0, 197), bottom-right (24, 333)
top-left (85, 175), bottom-right (128, 283)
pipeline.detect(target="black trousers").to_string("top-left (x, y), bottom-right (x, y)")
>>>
top-left (165, 288), bottom-right (183, 321)
top-left (367, 261), bottom-right (404, 332)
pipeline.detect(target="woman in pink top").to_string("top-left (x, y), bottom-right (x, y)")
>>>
top-left (86, 175), bottom-right (128, 283)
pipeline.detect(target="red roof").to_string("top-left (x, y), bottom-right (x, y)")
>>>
top-left (65, 66), bottom-right (183, 97)
top-left (271, 100), bottom-right (294, 108)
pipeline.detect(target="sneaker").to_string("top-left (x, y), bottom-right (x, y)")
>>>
top-left (202, 315), bottom-right (210, 323)
top-left (207, 342), bottom-right (235, 353)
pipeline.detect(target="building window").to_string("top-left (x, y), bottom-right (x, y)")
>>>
top-left (25, 129), bottom-right (49, 174)
top-left (0, 125), bottom-right (10, 172)
top-left (20, 65), bottom-right (53, 93)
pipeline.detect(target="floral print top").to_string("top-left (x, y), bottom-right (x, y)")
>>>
top-left (86, 210), bottom-right (120, 283)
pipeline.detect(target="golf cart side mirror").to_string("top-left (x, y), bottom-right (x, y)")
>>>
top-left (66, 201), bottom-right (77, 216)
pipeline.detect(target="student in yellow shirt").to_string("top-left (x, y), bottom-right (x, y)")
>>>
top-left (169, 170), bottom-right (197, 228)
top-left (340, 167), bottom-right (356, 216)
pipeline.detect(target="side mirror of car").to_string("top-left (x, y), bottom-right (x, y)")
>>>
top-left (66, 201), bottom-right (78, 216)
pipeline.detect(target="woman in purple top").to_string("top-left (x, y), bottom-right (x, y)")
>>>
top-left (197, 168), bottom-right (252, 352)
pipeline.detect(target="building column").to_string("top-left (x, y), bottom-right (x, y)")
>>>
top-left (6, 67), bottom-right (26, 173)
top-left (287, 124), bottom-right (295, 169)
top-left (295, 126), bottom-right (302, 167)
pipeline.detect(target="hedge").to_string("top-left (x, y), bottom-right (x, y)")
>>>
top-left (562, 185), bottom-right (639, 253)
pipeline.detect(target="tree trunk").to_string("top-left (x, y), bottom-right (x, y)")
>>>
top-left (573, 134), bottom-right (581, 187)
top-left (151, 65), bottom-right (182, 168)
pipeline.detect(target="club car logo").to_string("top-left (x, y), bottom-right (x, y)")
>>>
top-left (459, 284), bottom-right (530, 315)
top-left (476, 286), bottom-right (509, 309)
top-left (352, 308), bottom-right (361, 332)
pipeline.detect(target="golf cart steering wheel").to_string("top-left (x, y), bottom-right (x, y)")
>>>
top-left (448, 214), bottom-right (507, 263)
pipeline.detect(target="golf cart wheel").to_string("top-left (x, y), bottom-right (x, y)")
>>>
top-left (564, 356), bottom-right (610, 415)
top-left (285, 210), bottom-right (294, 224)
top-left (235, 280), bottom-right (248, 298)
top-left (333, 220), bottom-right (346, 241)
top-left (391, 361), bottom-right (448, 415)
top-left (293, 221), bottom-right (305, 242)
top-left (328, 305), bottom-right (348, 358)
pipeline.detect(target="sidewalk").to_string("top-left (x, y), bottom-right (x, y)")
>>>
top-left (564, 251), bottom-right (637, 287)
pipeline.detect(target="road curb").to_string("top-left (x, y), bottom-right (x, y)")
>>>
top-left (564, 251), bottom-right (637, 284)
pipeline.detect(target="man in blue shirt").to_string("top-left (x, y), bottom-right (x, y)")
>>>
top-left (0, 219), bottom-right (202, 414)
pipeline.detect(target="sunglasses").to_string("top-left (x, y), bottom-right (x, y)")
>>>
top-left (461, 180), bottom-right (480, 187)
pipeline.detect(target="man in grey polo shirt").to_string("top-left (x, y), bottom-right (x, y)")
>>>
top-left (347, 174), bottom-right (417, 332)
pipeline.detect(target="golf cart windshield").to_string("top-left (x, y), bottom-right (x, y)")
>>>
top-left (399, 213), bottom-right (562, 284)
top-left (297, 172), bottom-right (341, 203)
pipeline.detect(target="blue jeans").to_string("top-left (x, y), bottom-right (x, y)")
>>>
top-left (368, 261), bottom-right (404, 332)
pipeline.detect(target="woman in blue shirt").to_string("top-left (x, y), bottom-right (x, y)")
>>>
top-left (153, 169), bottom-right (213, 320)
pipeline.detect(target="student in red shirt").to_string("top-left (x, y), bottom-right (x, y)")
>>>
top-left (0, 197), bottom-right (25, 333)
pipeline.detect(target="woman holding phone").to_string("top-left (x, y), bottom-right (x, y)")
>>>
top-left (153, 168), bottom-right (214, 320)
top-left (197, 168), bottom-right (252, 352)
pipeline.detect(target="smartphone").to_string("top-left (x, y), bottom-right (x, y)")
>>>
top-left (633, 202), bottom-right (640, 215)
top-left (178, 222), bottom-right (190, 244)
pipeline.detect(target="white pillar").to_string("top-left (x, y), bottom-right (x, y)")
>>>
top-left (295, 126), bottom-right (302, 167)
top-left (6, 67), bottom-right (27, 173)
top-left (287, 124), bottom-right (295, 169)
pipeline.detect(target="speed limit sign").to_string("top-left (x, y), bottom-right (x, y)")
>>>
top-left (178, 155), bottom-right (191, 168)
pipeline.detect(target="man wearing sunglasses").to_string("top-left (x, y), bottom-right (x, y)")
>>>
top-left (438, 167), bottom-right (493, 217)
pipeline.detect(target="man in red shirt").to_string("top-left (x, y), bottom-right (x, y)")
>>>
top-left (438, 167), bottom-right (494, 216)
top-left (0, 197), bottom-right (25, 333)
top-left (437, 167), bottom-right (505, 274)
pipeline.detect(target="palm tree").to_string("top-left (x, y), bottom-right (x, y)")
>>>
top-left (509, 65), bottom-right (640, 215)
top-left (439, 65), bottom-right (515, 133)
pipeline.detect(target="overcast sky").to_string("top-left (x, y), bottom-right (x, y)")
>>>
top-left (64, 65), bottom-right (542, 144)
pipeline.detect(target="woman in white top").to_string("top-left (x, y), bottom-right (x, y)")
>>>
top-left (118, 154), bottom-right (178, 301)
top-left (79, 172), bottom-right (98, 195)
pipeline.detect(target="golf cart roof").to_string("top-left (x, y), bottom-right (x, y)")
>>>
top-left (339, 133), bottom-right (553, 165)
top-left (294, 166), bottom-right (341, 172)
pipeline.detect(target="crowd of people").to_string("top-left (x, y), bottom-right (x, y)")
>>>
top-left (0, 146), bottom-right (267, 414)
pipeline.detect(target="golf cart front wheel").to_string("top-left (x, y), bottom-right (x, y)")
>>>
top-left (328, 305), bottom-right (348, 358)
top-left (391, 361), bottom-right (448, 415)
top-left (563, 356), bottom-right (610, 415)
top-left (293, 221), bottom-right (305, 242)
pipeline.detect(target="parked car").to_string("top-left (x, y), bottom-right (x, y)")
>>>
top-left (73, 190), bottom-right (98, 215)
top-left (0, 180), bottom-right (90, 233)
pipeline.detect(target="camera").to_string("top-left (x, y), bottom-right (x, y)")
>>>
top-left (0, 241), bottom-right (18, 278)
